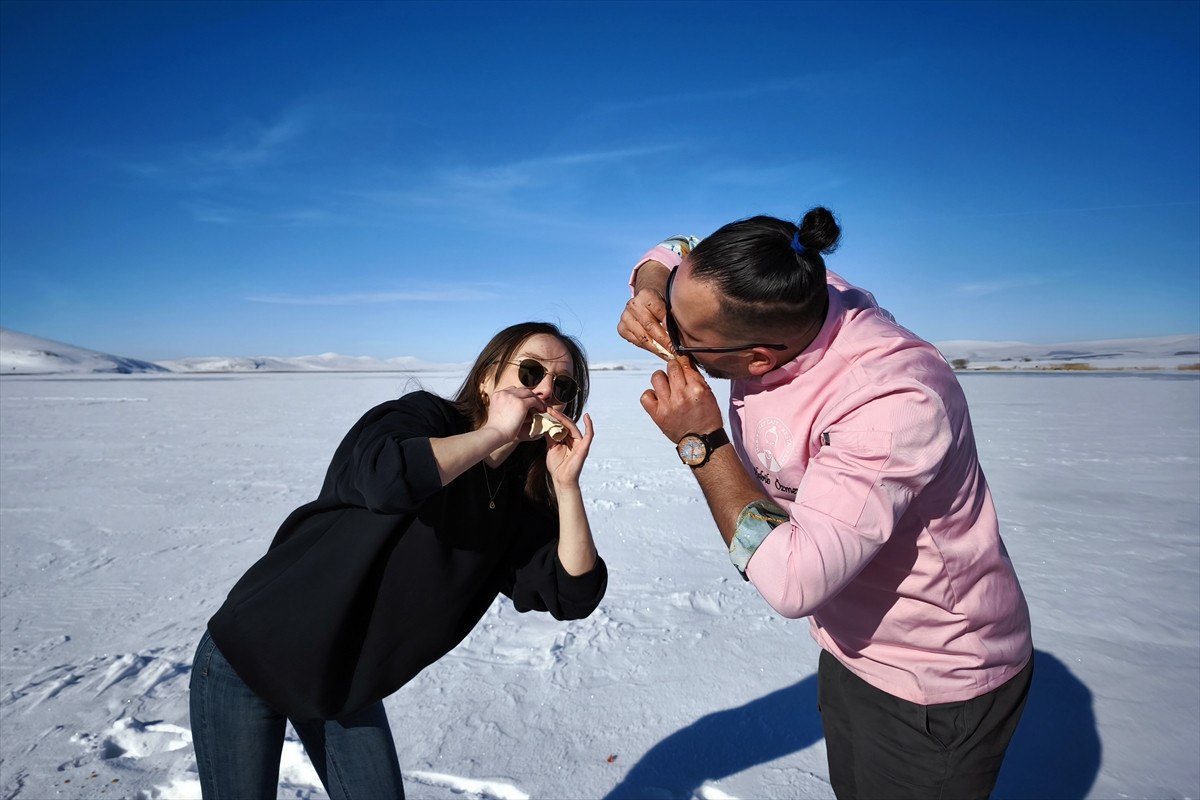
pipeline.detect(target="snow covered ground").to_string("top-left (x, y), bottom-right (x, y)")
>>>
top-left (1, 369), bottom-right (1197, 800)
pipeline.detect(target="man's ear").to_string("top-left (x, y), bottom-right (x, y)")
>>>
top-left (746, 348), bottom-right (779, 377)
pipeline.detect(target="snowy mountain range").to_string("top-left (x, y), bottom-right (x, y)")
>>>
top-left (2, 327), bottom-right (1198, 375)
top-left (0, 328), bottom-right (172, 375)
top-left (0, 329), bottom-right (465, 375)
top-left (934, 333), bottom-right (1200, 371)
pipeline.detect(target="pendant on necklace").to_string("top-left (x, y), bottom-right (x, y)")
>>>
top-left (483, 464), bottom-right (504, 510)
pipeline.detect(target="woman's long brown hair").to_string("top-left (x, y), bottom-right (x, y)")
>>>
top-left (451, 322), bottom-right (589, 509)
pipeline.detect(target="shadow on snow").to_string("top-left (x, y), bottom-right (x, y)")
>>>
top-left (604, 649), bottom-right (1099, 800)
top-left (994, 650), bottom-right (1100, 799)
top-left (604, 675), bottom-right (823, 799)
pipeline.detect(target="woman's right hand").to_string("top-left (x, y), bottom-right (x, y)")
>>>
top-left (617, 260), bottom-right (675, 360)
top-left (481, 386), bottom-right (547, 442)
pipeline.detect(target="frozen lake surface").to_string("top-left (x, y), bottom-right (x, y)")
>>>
top-left (1, 370), bottom-right (1197, 799)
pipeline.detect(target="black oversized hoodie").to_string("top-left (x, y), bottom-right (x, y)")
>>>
top-left (207, 391), bottom-right (607, 720)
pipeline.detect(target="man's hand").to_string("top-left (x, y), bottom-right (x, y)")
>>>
top-left (640, 356), bottom-right (725, 442)
top-left (640, 354), bottom-right (770, 549)
top-left (617, 260), bottom-right (675, 360)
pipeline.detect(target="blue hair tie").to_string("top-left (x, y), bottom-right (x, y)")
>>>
top-left (791, 231), bottom-right (807, 256)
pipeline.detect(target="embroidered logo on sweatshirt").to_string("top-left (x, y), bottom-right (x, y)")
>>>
top-left (753, 417), bottom-right (794, 471)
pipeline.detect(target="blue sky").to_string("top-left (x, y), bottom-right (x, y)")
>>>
top-left (2, 0), bottom-right (1197, 363)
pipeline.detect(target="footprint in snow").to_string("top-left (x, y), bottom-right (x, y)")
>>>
top-left (407, 770), bottom-right (530, 800)
top-left (669, 591), bottom-right (726, 616)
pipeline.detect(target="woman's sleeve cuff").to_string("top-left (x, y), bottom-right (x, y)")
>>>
top-left (729, 499), bottom-right (789, 580)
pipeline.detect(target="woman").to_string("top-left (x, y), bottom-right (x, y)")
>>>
top-left (190, 321), bottom-right (606, 799)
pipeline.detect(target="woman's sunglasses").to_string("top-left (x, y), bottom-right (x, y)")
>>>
top-left (510, 359), bottom-right (579, 405)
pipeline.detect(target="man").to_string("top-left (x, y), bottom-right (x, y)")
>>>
top-left (618, 208), bottom-right (1033, 799)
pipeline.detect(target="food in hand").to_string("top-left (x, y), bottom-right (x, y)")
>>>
top-left (650, 339), bottom-right (675, 359)
top-left (529, 412), bottom-right (568, 441)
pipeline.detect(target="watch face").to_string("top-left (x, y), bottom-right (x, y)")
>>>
top-left (677, 435), bottom-right (707, 466)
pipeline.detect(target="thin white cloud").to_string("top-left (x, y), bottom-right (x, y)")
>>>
top-left (583, 56), bottom-right (927, 118)
top-left (201, 111), bottom-right (310, 170)
top-left (129, 109), bottom-right (690, 232)
top-left (586, 76), bottom-right (818, 117)
top-left (429, 143), bottom-right (684, 197)
top-left (124, 105), bottom-right (316, 183)
top-left (246, 286), bottom-right (502, 305)
top-left (343, 142), bottom-right (687, 230)
top-left (185, 202), bottom-right (243, 225)
top-left (700, 161), bottom-right (849, 193)
top-left (955, 275), bottom-right (1057, 297)
top-left (181, 200), bottom-right (340, 227)
top-left (907, 200), bottom-right (1200, 224)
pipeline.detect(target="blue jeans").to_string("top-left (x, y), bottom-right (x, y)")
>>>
top-left (190, 630), bottom-right (405, 799)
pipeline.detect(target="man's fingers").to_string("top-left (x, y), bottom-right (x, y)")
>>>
top-left (666, 358), bottom-right (708, 403)
top-left (678, 356), bottom-right (711, 390)
top-left (628, 291), bottom-right (671, 345)
top-left (616, 316), bottom-right (641, 346)
top-left (669, 357), bottom-right (716, 406)
top-left (619, 309), bottom-right (672, 360)
top-left (639, 389), bottom-right (658, 416)
top-left (648, 369), bottom-right (673, 412)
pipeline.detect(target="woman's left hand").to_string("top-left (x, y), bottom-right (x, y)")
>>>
top-left (543, 409), bottom-right (593, 486)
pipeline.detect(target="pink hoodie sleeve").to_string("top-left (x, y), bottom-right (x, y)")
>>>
top-left (628, 245), bottom-right (684, 295)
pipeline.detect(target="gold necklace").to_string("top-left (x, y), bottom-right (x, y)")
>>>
top-left (483, 465), bottom-right (506, 510)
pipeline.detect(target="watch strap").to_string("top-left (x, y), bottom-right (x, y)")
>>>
top-left (701, 428), bottom-right (730, 454)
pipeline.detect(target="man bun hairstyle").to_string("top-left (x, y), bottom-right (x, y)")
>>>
top-left (689, 207), bottom-right (841, 338)
top-left (796, 206), bottom-right (841, 256)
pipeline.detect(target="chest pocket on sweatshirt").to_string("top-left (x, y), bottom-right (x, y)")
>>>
top-left (798, 430), bottom-right (893, 528)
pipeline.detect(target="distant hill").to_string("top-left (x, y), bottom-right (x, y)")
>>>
top-left (0, 329), bottom-right (170, 375)
top-left (0, 329), bottom-right (465, 375)
top-left (157, 353), bottom-right (466, 373)
top-left (933, 333), bottom-right (1200, 371)
top-left (3, 327), bottom-right (1197, 375)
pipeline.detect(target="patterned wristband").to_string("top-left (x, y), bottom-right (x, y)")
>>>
top-left (729, 499), bottom-right (788, 581)
top-left (657, 235), bottom-right (700, 259)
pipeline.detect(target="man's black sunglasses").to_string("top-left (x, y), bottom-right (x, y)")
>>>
top-left (664, 269), bottom-right (788, 355)
top-left (510, 359), bottom-right (579, 405)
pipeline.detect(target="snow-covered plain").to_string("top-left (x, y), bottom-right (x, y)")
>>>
top-left (1, 369), bottom-right (1197, 800)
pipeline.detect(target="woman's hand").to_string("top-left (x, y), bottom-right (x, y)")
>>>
top-left (545, 409), bottom-right (597, 576)
top-left (543, 408), bottom-right (594, 487)
top-left (481, 386), bottom-right (547, 442)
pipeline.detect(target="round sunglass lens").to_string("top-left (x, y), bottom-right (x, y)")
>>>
top-left (518, 360), bottom-right (545, 389)
top-left (553, 378), bottom-right (577, 404)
